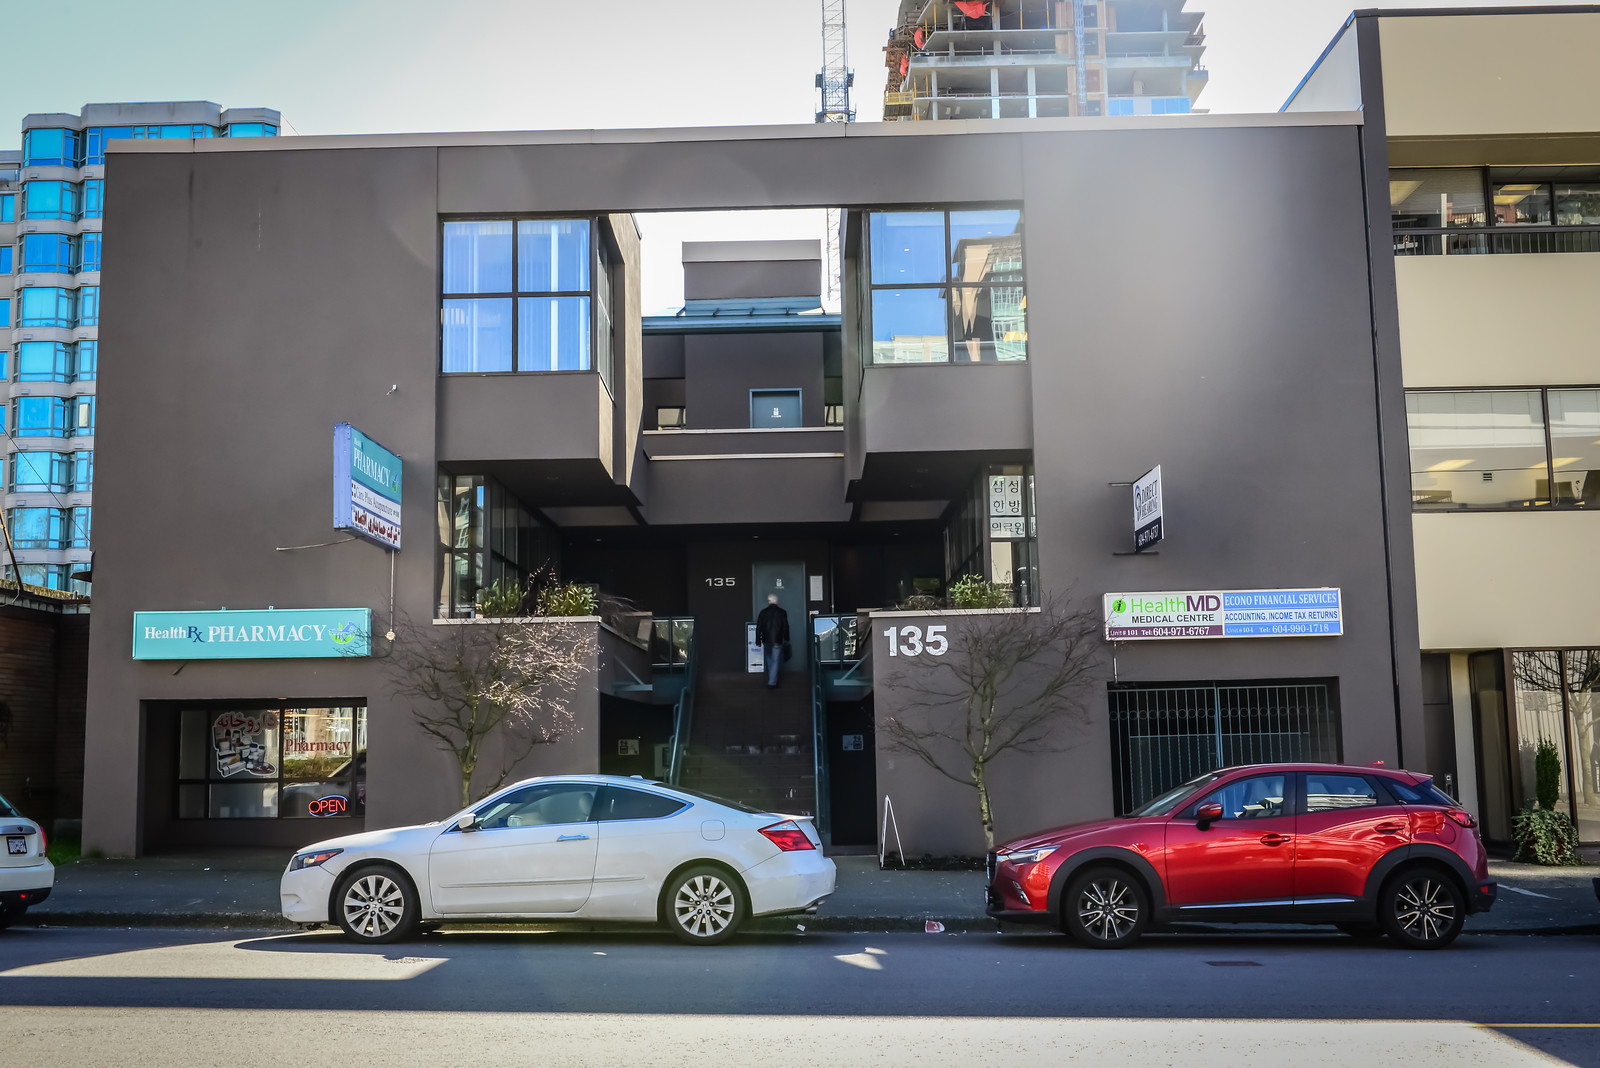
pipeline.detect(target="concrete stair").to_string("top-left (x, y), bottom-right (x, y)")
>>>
top-left (682, 671), bottom-right (815, 816)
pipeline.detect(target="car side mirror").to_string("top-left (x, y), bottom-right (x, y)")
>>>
top-left (457, 811), bottom-right (478, 832)
top-left (1196, 802), bottom-right (1224, 828)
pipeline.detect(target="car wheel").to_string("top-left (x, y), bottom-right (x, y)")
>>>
top-left (334, 865), bottom-right (418, 944)
top-left (1063, 866), bottom-right (1148, 949)
top-left (1335, 922), bottom-right (1384, 941)
top-left (1378, 868), bottom-right (1465, 950)
top-left (665, 866), bottom-right (746, 945)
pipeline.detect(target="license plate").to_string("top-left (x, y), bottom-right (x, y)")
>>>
top-left (6, 836), bottom-right (26, 856)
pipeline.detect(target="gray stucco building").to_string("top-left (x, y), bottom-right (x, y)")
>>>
top-left (83, 113), bottom-right (1423, 857)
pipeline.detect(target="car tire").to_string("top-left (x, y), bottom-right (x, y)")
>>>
top-left (333, 864), bottom-right (419, 944)
top-left (1378, 867), bottom-right (1465, 950)
top-left (1062, 866), bottom-right (1148, 949)
top-left (665, 865), bottom-right (747, 946)
top-left (1335, 922), bottom-right (1384, 941)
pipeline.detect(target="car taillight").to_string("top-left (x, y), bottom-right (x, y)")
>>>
top-left (1447, 809), bottom-right (1476, 829)
top-left (758, 820), bottom-right (816, 851)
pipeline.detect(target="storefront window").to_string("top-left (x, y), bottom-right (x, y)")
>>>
top-left (176, 704), bottom-right (366, 820)
top-left (944, 464), bottom-right (1039, 607)
top-left (1496, 649), bottom-right (1600, 844)
top-left (1565, 651), bottom-right (1600, 843)
top-left (1511, 652), bottom-right (1569, 813)
top-left (436, 473), bottom-right (557, 617)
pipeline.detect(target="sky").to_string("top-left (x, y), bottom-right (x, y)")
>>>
top-left (3, 0), bottom-right (1589, 309)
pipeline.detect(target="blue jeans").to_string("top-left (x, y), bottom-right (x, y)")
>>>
top-left (763, 644), bottom-right (782, 687)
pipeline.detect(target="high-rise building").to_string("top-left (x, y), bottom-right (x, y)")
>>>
top-left (883, 0), bottom-right (1206, 121)
top-left (3, 102), bottom-right (281, 593)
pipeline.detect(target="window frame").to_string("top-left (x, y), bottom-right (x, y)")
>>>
top-left (863, 204), bottom-right (1029, 367)
top-left (1391, 166), bottom-right (1600, 255)
top-left (1406, 384), bottom-right (1600, 512)
top-left (173, 702), bottom-right (369, 822)
top-left (438, 214), bottom-right (614, 379)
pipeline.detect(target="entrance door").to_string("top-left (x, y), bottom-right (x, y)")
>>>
top-left (751, 389), bottom-right (801, 429)
top-left (429, 782), bottom-right (599, 915)
top-left (752, 561), bottom-right (806, 674)
top-left (1162, 772), bottom-right (1296, 907)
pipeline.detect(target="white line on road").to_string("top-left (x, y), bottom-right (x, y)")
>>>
top-left (1500, 886), bottom-right (1555, 899)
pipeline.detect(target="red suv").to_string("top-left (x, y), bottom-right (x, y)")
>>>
top-left (987, 763), bottom-right (1494, 949)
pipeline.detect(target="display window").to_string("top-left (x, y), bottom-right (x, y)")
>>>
top-left (176, 703), bottom-right (366, 820)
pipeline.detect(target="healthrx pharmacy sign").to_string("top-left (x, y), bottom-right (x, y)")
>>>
top-left (1103, 588), bottom-right (1343, 641)
top-left (334, 423), bottom-right (402, 551)
top-left (133, 608), bottom-right (371, 659)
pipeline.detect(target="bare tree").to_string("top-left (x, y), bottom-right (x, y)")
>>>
top-left (383, 616), bottom-right (598, 807)
top-left (879, 596), bottom-right (1104, 852)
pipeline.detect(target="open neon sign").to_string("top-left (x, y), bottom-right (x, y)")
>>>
top-left (308, 795), bottom-right (348, 817)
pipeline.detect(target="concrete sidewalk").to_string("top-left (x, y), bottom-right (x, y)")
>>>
top-left (21, 853), bottom-right (1599, 935)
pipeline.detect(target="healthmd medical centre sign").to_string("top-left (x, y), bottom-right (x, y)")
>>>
top-left (1103, 588), bottom-right (1343, 641)
top-left (133, 608), bottom-right (371, 659)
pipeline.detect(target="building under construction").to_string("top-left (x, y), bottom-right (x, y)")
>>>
top-left (884, 1), bottom-right (1206, 120)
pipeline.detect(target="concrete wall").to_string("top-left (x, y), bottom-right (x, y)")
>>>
top-left (1396, 254), bottom-right (1600, 387)
top-left (684, 332), bottom-right (826, 429)
top-left (1414, 512), bottom-right (1600, 651)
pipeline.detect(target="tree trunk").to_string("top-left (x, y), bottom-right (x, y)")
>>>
top-left (974, 760), bottom-right (995, 852)
top-left (459, 757), bottom-right (475, 809)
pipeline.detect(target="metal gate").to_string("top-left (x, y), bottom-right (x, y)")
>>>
top-left (1108, 680), bottom-right (1342, 815)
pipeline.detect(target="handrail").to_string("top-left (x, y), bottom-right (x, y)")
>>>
top-left (666, 622), bottom-right (697, 786)
top-left (810, 627), bottom-right (831, 844)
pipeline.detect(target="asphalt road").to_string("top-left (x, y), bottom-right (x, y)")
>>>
top-left (1, 926), bottom-right (1596, 1066)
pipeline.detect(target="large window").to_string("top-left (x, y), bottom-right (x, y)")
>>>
top-left (944, 464), bottom-right (1039, 606)
top-left (440, 218), bottom-right (601, 375)
top-left (16, 341), bottom-right (72, 382)
top-left (75, 340), bottom-right (98, 381)
top-left (73, 449), bottom-right (94, 491)
top-left (11, 452), bottom-right (72, 492)
top-left (0, 193), bottom-right (14, 222)
top-left (436, 473), bottom-right (558, 617)
top-left (22, 127), bottom-right (82, 167)
top-left (20, 233), bottom-right (75, 275)
top-left (1407, 388), bottom-right (1600, 509)
top-left (176, 705), bottom-right (367, 820)
top-left (1392, 168), bottom-right (1600, 255)
top-left (12, 397), bottom-right (70, 437)
top-left (18, 287), bottom-right (77, 328)
top-left (78, 286), bottom-right (99, 326)
top-left (22, 181), bottom-right (80, 221)
top-left (1507, 651), bottom-right (1599, 843)
top-left (224, 123), bottom-right (279, 138)
top-left (81, 179), bottom-right (103, 219)
top-left (7, 508), bottom-right (68, 549)
top-left (867, 208), bottom-right (1026, 364)
top-left (79, 232), bottom-right (101, 273)
top-left (0, 246), bottom-right (11, 274)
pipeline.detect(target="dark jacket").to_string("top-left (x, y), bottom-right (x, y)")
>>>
top-left (755, 603), bottom-right (789, 648)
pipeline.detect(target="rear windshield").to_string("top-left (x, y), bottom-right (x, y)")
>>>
top-left (663, 785), bottom-right (769, 815)
top-left (0, 794), bottom-right (19, 819)
top-left (1386, 776), bottom-right (1459, 807)
top-left (1131, 771), bottom-right (1227, 817)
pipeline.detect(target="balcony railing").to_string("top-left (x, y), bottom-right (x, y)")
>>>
top-left (1393, 226), bottom-right (1600, 256)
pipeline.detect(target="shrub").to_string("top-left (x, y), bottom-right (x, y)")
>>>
top-left (537, 582), bottom-right (598, 617)
top-left (1534, 738), bottom-right (1562, 812)
top-left (1512, 806), bottom-right (1583, 866)
top-left (948, 575), bottom-right (1014, 610)
top-left (475, 578), bottom-right (526, 618)
top-left (899, 593), bottom-right (941, 612)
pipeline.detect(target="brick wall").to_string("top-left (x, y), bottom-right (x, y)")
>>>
top-left (0, 603), bottom-right (90, 831)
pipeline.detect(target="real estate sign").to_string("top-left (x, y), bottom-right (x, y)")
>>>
top-left (334, 422), bottom-right (402, 550)
top-left (1133, 465), bottom-right (1163, 551)
top-left (133, 608), bottom-right (371, 659)
top-left (1103, 588), bottom-right (1342, 641)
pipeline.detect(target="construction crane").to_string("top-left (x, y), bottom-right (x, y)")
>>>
top-left (816, 1), bottom-right (853, 305)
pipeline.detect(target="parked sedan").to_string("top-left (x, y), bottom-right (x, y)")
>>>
top-left (0, 792), bottom-right (54, 930)
top-left (281, 775), bottom-right (835, 945)
top-left (987, 762), bottom-right (1495, 949)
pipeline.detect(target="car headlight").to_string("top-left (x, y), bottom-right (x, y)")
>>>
top-left (288, 848), bottom-right (343, 872)
top-left (998, 846), bottom-right (1057, 865)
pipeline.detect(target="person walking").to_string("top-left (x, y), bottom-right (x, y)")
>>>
top-left (756, 593), bottom-right (790, 689)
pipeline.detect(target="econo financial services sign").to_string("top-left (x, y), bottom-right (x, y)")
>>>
top-left (133, 608), bottom-right (371, 659)
top-left (1103, 588), bottom-right (1343, 640)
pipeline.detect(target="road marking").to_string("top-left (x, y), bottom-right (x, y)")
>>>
top-left (1476, 1023), bottom-right (1600, 1028)
top-left (0, 937), bottom-right (447, 981)
top-left (1499, 886), bottom-right (1555, 899)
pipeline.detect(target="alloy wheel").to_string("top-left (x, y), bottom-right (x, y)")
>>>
top-left (1077, 877), bottom-right (1140, 942)
top-left (343, 873), bottom-right (406, 939)
top-left (674, 874), bottom-right (737, 939)
top-left (1392, 876), bottom-right (1456, 943)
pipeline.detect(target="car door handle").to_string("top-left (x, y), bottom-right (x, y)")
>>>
top-left (556, 834), bottom-right (590, 842)
top-left (1259, 833), bottom-right (1292, 846)
top-left (1375, 823), bottom-right (1406, 835)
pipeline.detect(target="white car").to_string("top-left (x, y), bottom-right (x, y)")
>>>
top-left (281, 775), bottom-right (836, 945)
top-left (0, 792), bottom-right (54, 930)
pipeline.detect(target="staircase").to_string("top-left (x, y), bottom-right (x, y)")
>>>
top-left (680, 671), bottom-right (815, 816)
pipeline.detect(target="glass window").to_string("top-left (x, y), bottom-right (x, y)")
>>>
top-left (1566, 651), bottom-right (1600, 843)
top-left (8, 508), bottom-right (68, 549)
top-left (518, 296), bottom-right (590, 371)
top-left (0, 247), bottom-right (11, 274)
top-left (473, 782), bottom-right (597, 829)
top-left (70, 506), bottom-right (91, 548)
top-left (1511, 651), bottom-right (1569, 813)
top-left (1554, 184), bottom-right (1600, 226)
top-left (517, 219), bottom-right (589, 292)
top-left (1390, 169), bottom-right (1486, 229)
top-left (595, 241), bottom-right (614, 393)
top-left (16, 342), bottom-right (72, 381)
top-left (72, 450), bottom-right (94, 491)
top-left (11, 452), bottom-right (71, 492)
top-left (19, 287), bottom-right (76, 328)
top-left (81, 179), bottom-right (104, 219)
top-left (1386, 777), bottom-right (1458, 807)
top-left (1547, 389), bottom-right (1600, 507)
top-left (22, 181), bottom-right (79, 221)
top-left (657, 406), bottom-right (686, 429)
top-left (79, 232), bottom-right (101, 273)
top-left (870, 211), bottom-right (945, 285)
top-left (1493, 182), bottom-right (1552, 226)
top-left (14, 397), bottom-right (69, 436)
top-left (442, 220), bottom-right (512, 294)
top-left (0, 298), bottom-right (8, 328)
top-left (0, 193), bottom-right (14, 222)
top-left (78, 286), bottom-right (99, 326)
top-left (871, 288), bottom-right (948, 364)
top-left (1305, 773), bottom-right (1380, 811)
top-left (1187, 774), bottom-right (1288, 820)
top-left (74, 340), bottom-right (97, 381)
top-left (75, 396), bottom-right (95, 433)
top-left (21, 233), bottom-right (75, 274)
top-left (1406, 390), bottom-right (1548, 509)
top-left (225, 123), bottom-right (278, 138)
top-left (593, 785), bottom-right (688, 821)
top-left (22, 127), bottom-right (81, 167)
top-left (441, 297), bottom-right (513, 372)
top-left (177, 705), bottom-right (368, 821)
top-left (280, 706), bottom-right (368, 818)
top-left (0, 349), bottom-right (6, 380)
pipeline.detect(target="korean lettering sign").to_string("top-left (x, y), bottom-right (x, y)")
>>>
top-left (1103, 588), bottom-right (1343, 640)
top-left (989, 475), bottom-right (1026, 540)
top-left (334, 423), bottom-right (402, 551)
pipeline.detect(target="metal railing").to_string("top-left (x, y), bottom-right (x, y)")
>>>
top-left (1394, 226), bottom-right (1600, 257)
top-left (1107, 681), bottom-right (1341, 815)
top-left (810, 635), bottom-right (831, 844)
top-left (661, 618), bottom-right (697, 786)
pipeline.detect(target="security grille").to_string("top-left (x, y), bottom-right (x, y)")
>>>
top-left (1108, 680), bottom-right (1342, 815)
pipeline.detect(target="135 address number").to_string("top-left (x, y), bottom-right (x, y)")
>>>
top-left (882, 624), bottom-right (948, 657)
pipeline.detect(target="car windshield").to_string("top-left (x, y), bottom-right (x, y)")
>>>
top-left (1130, 771), bottom-right (1227, 817)
top-left (0, 793), bottom-right (19, 819)
top-left (662, 784), bottom-right (769, 815)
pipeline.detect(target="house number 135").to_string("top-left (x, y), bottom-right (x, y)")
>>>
top-left (882, 624), bottom-right (948, 657)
